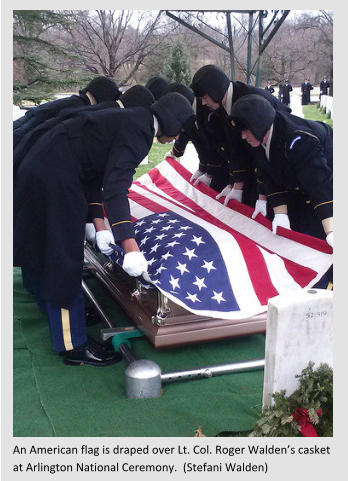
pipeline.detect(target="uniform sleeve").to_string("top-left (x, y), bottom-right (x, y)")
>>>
top-left (172, 131), bottom-right (189, 158)
top-left (102, 143), bottom-right (144, 242)
top-left (83, 180), bottom-right (104, 222)
top-left (287, 133), bottom-right (333, 220)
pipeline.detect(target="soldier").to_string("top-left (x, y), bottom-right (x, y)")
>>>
top-left (145, 76), bottom-right (169, 100)
top-left (320, 76), bottom-right (330, 98)
top-left (229, 94), bottom-right (333, 252)
top-left (265, 80), bottom-right (275, 95)
top-left (185, 65), bottom-right (291, 207)
top-left (301, 79), bottom-right (314, 105)
top-left (13, 76), bottom-right (121, 148)
top-left (14, 92), bottom-right (194, 366)
top-left (282, 79), bottom-right (293, 106)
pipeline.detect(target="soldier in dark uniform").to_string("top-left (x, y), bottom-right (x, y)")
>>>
top-left (182, 65), bottom-right (291, 207)
top-left (229, 94), bottom-right (333, 254)
top-left (13, 76), bottom-right (121, 148)
top-left (282, 79), bottom-right (293, 106)
top-left (265, 80), bottom-right (275, 94)
top-left (320, 77), bottom-right (330, 98)
top-left (145, 76), bottom-right (169, 100)
top-left (301, 79), bottom-right (314, 105)
top-left (13, 92), bottom-right (194, 365)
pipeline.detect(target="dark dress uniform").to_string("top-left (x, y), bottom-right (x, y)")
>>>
top-left (13, 93), bottom-right (92, 148)
top-left (173, 81), bottom-right (291, 202)
top-left (320, 79), bottom-right (330, 97)
top-left (265, 84), bottom-right (275, 94)
top-left (301, 82), bottom-right (314, 105)
top-left (14, 107), bottom-right (155, 351)
top-left (253, 111), bottom-right (332, 240)
top-left (282, 83), bottom-right (293, 105)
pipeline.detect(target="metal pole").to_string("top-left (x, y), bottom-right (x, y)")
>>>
top-left (81, 279), bottom-right (113, 328)
top-left (161, 358), bottom-right (265, 383)
top-left (255, 11), bottom-right (264, 87)
top-left (247, 11), bottom-right (254, 84)
top-left (226, 11), bottom-right (235, 81)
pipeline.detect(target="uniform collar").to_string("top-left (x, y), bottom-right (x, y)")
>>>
top-left (262, 123), bottom-right (274, 160)
top-left (223, 82), bottom-right (233, 115)
top-left (153, 115), bottom-right (159, 136)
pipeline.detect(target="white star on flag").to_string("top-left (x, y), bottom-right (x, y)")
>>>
top-left (201, 260), bottom-right (216, 273)
top-left (144, 226), bottom-right (155, 233)
top-left (173, 232), bottom-right (186, 239)
top-left (183, 247), bottom-right (198, 260)
top-left (151, 219), bottom-right (162, 224)
top-left (180, 225), bottom-right (192, 231)
top-left (136, 220), bottom-right (145, 227)
top-left (211, 291), bottom-right (226, 304)
top-left (140, 235), bottom-right (150, 246)
top-left (150, 243), bottom-right (160, 253)
top-left (155, 265), bottom-right (167, 275)
top-left (176, 261), bottom-right (190, 275)
top-left (155, 233), bottom-right (166, 240)
top-left (161, 225), bottom-right (174, 231)
top-left (191, 235), bottom-right (205, 246)
top-left (161, 251), bottom-right (173, 260)
top-left (192, 276), bottom-right (207, 291)
top-left (185, 292), bottom-right (201, 303)
top-left (169, 275), bottom-right (180, 290)
top-left (168, 219), bottom-right (180, 224)
top-left (166, 240), bottom-right (180, 248)
top-left (158, 213), bottom-right (169, 217)
top-left (147, 257), bottom-right (157, 266)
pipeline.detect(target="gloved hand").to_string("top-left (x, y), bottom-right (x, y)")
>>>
top-left (252, 199), bottom-right (267, 219)
top-left (272, 214), bottom-right (291, 234)
top-left (193, 172), bottom-right (212, 187)
top-left (95, 230), bottom-right (115, 255)
top-left (190, 169), bottom-right (204, 183)
top-left (326, 232), bottom-right (333, 248)
top-left (216, 185), bottom-right (243, 205)
top-left (164, 150), bottom-right (177, 160)
top-left (85, 223), bottom-right (96, 244)
top-left (122, 251), bottom-right (148, 277)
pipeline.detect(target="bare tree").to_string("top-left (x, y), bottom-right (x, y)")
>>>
top-left (62, 10), bottom-right (169, 85)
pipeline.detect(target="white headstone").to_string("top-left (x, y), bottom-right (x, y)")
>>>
top-left (262, 288), bottom-right (333, 408)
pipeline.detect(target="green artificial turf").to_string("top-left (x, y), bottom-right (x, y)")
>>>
top-left (13, 267), bottom-right (266, 437)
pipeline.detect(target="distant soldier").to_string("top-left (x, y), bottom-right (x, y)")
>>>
top-left (265, 80), bottom-right (275, 95)
top-left (320, 77), bottom-right (330, 98)
top-left (282, 79), bottom-right (293, 106)
top-left (301, 79), bottom-right (314, 105)
top-left (278, 80), bottom-right (284, 102)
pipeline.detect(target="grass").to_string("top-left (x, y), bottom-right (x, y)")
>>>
top-left (134, 141), bottom-right (174, 179)
top-left (302, 104), bottom-right (333, 128)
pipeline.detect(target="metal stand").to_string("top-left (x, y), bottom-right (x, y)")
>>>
top-left (82, 272), bottom-right (265, 399)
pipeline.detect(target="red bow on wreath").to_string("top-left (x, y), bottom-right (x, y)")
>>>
top-left (292, 408), bottom-right (323, 436)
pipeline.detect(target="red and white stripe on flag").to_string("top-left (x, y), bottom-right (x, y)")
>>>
top-left (127, 157), bottom-right (332, 319)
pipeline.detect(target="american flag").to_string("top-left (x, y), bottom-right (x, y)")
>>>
top-left (110, 156), bottom-right (333, 320)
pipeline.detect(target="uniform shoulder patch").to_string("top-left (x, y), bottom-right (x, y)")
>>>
top-left (289, 136), bottom-right (301, 150)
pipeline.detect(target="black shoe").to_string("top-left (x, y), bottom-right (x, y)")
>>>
top-left (62, 339), bottom-right (122, 367)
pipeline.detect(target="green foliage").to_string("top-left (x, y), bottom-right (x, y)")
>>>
top-left (13, 10), bottom-right (82, 105)
top-left (250, 362), bottom-right (333, 437)
top-left (163, 41), bottom-right (192, 85)
top-left (303, 105), bottom-right (333, 128)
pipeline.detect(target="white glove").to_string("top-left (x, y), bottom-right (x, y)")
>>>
top-left (164, 150), bottom-right (177, 160)
top-left (193, 172), bottom-right (212, 186)
top-left (85, 223), bottom-right (96, 243)
top-left (252, 199), bottom-right (267, 219)
top-left (216, 184), bottom-right (232, 200)
top-left (272, 214), bottom-right (291, 234)
top-left (190, 169), bottom-right (203, 183)
top-left (223, 188), bottom-right (243, 205)
top-left (326, 232), bottom-right (333, 248)
top-left (122, 251), bottom-right (148, 277)
top-left (95, 230), bottom-right (115, 255)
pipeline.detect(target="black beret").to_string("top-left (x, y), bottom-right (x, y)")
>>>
top-left (82, 76), bottom-right (121, 102)
top-left (190, 65), bottom-right (229, 103)
top-left (145, 76), bottom-right (169, 100)
top-left (229, 94), bottom-right (276, 141)
top-left (120, 85), bottom-right (155, 108)
top-left (163, 82), bottom-right (194, 105)
top-left (151, 92), bottom-right (195, 137)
